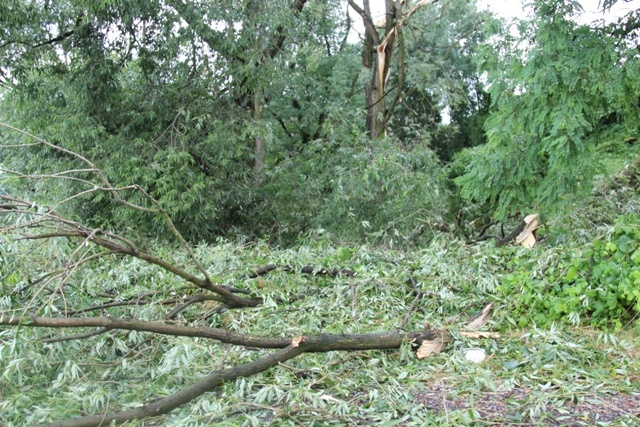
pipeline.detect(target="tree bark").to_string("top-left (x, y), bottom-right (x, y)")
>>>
top-left (0, 314), bottom-right (445, 427)
top-left (348, 0), bottom-right (438, 139)
top-left (366, 80), bottom-right (387, 139)
top-left (254, 92), bottom-right (265, 184)
top-left (349, 0), bottom-right (398, 139)
top-left (0, 315), bottom-right (442, 351)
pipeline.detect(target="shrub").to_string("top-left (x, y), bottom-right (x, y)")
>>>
top-left (499, 214), bottom-right (640, 329)
top-left (263, 135), bottom-right (451, 246)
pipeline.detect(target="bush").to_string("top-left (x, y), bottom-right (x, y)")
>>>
top-left (263, 135), bottom-right (451, 246)
top-left (499, 214), bottom-right (640, 329)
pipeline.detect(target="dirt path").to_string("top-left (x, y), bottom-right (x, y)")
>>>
top-left (412, 382), bottom-right (640, 425)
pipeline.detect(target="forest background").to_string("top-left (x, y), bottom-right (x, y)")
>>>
top-left (2, 0), bottom-right (640, 426)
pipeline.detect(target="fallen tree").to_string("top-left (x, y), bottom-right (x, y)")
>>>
top-left (0, 123), bottom-right (487, 427)
top-left (2, 312), bottom-right (442, 427)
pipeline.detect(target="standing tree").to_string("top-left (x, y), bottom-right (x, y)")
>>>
top-left (346, 0), bottom-right (493, 143)
top-left (165, 0), bottom-right (310, 183)
top-left (457, 0), bottom-right (640, 217)
top-left (347, 0), bottom-right (441, 138)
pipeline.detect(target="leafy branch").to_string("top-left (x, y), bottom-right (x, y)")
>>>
top-left (0, 125), bottom-right (473, 426)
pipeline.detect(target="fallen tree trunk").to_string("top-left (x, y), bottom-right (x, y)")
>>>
top-left (0, 315), bottom-right (445, 427)
top-left (0, 315), bottom-right (441, 351)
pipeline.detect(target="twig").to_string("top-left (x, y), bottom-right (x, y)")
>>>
top-left (247, 265), bottom-right (356, 278)
top-left (121, 336), bottom-right (157, 361)
top-left (165, 294), bottom-right (225, 320)
top-left (11, 210), bottom-right (258, 306)
top-left (71, 300), bottom-right (154, 315)
top-left (440, 379), bottom-right (450, 423)
top-left (398, 273), bottom-right (424, 329)
top-left (42, 327), bottom-right (110, 343)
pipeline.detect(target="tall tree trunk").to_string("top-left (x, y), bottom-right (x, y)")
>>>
top-left (349, 0), bottom-right (398, 139)
top-left (254, 92), bottom-right (265, 185)
top-left (365, 81), bottom-right (387, 139)
top-left (348, 0), bottom-right (434, 139)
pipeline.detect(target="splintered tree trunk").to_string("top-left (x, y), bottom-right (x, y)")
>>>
top-left (365, 79), bottom-right (387, 139)
top-left (357, 0), bottom-right (396, 139)
top-left (349, 0), bottom-right (433, 140)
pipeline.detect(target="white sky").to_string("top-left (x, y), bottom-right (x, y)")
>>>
top-left (360, 0), bottom-right (640, 24)
top-left (350, 1), bottom-right (640, 44)
top-left (478, 0), bottom-right (640, 23)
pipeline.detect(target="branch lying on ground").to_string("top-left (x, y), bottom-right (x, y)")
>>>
top-left (42, 327), bottom-right (110, 344)
top-left (0, 122), bottom-right (231, 301)
top-left (3, 195), bottom-right (260, 308)
top-left (0, 315), bottom-right (441, 351)
top-left (37, 345), bottom-right (306, 427)
top-left (248, 264), bottom-right (356, 278)
top-left (2, 313), bottom-right (445, 427)
top-left (399, 273), bottom-right (424, 329)
top-left (164, 293), bottom-right (226, 319)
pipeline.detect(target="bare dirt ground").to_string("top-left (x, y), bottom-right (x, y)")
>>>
top-left (413, 382), bottom-right (640, 426)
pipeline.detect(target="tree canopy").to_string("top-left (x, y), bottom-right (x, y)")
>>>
top-left (457, 0), bottom-right (640, 218)
top-left (1, 0), bottom-right (497, 244)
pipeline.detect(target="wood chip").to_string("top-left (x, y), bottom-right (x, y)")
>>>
top-left (416, 331), bottom-right (451, 360)
top-left (466, 302), bottom-right (493, 330)
top-left (291, 336), bottom-right (306, 347)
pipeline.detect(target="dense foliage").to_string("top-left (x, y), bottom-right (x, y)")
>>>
top-left (500, 214), bottom-right (640, 329)
top-left (0, 0), bottom-right (496, 244)
top-left (458, 0), bottom-right (640, 218)
top-left (3, 1), bottom-right (640, 425)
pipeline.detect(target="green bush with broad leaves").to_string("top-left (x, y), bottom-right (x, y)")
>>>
top-left (500, 214), bottom-right (640, 329)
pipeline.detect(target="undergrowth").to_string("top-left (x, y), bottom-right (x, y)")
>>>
top-left (499, 214), bottom-right (640, 330)
top-left (3, 149), bottom-right (640, 426)
top-left (2, 226), bottom-right (640, 425)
